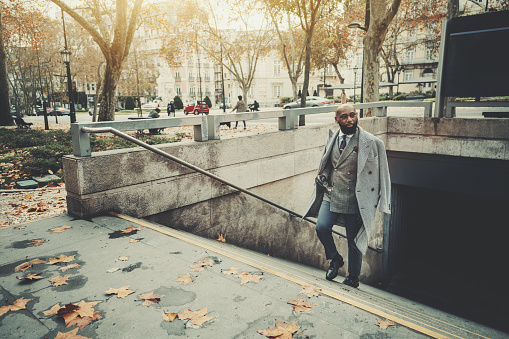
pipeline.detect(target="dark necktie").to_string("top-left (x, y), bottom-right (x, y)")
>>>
top-left (339, 135), bottom-right (347, 154)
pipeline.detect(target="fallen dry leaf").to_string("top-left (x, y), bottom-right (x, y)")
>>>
top-left (118, 256), bottom-right (129, 261)
top-left (258, 319), bottom-right (301, 339)
top-left (222, 267), bottom-right (239, 275)
top-left (217, 233), bottom-right (226, 242)
top-left (0, 297), bottom-right (33, 317)
top-left (377, 319), bottom-right (396, 330)
top-left (236, 272), bottom-right (263, 286)
top-left (59, 263), bottom-right (80, 272)
top-left (43, 303), bottom-right (62, 316)
top-left (66, 311), bottom-right (102, 329)
top-left (129, 239), bottom-right (140, 243)
top-left (48, 254), bottom-right (76, 265)
top-left (105, 286), bottom-right (135, 299)
top-left (120, 225), bottom-right (142, 233)
top-left (178, 307), bottom-right (214, 327)
top-left (196, 257), bottom-right (214, 267)
top-left (163, 312), bottom-right (178, 322)
top-left (50, 225), bottom-right (72, 233)
top-left (54, 328), bottom-right (91, 339)
top-left (176, 273), bottom-right (194, 285)
top-left (14, 258), bottom-right (46, 272)
top-left (188, 264), bottom-right (205, 272)
top-left (138, 291), bottom-right (164, 307)
top-left (26, 239), bottom-right (45, 247)
top-left (298, 284), bottom-right (320, 298)
top-left (17, 273), bottom-right (45, 280)
top-left (74, 300), bottom-right (101, 318)
top-left (288, 297), bottom-right (317, 315)
top-left (49, 275), bottom-right (70, 287)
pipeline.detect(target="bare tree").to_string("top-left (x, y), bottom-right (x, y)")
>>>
top-left (0, 4), bottom-right (13, 126)
top-left (49, 0), bottom-right (143, 121)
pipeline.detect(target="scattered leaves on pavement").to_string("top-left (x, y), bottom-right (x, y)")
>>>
top-left (17, 273), bottom-right (45, 280)
top-left (138, 291), bottom-right (164, 307)
top-left (26, 239), bottom-right (45, 247)
top-left (66, 311), bottom-right (102, 329)
top-left (236, 272), bottom-right (263, 286)
top-left (176, 273), bottom-right (194, 285)
top-left (376, 319), bottom-right (396, 330)
top-left (0, 297), bottom-right (33, 317)
top-left (298, 284), bottom-right (320, 298)
top-left (163, 312), bottom-right (179, 322)
top-left (59, 263), bottom-right (80, 272)
top-left (54, 328), bottom-right (91, 339)
top-left (48, 300), bottom-right (102, 330)
top-left (258, 319), bottom-right (301, 339)
top-left (217, 233), bottom-right (226, 242)
top-left (47, 254), bottom-right (76, 265)
top-left (222, 267), bottom-right (239, 275)
top-left (287, 298), bottom-right (317, 315)
top-left (178, 307), bottom-right (214, 327)
top-left (188, 257), bottom-right (214, 272)
top-left (120, 225), bottom-right (143, 233)
top-left (105, 286), bottom-right (135, 299)
top-left (14, 258), bottom-right (46, 272)
top-left (50, 225), bottom-right (72, 233)
top-left (49, 275), bottom-right (70, 287)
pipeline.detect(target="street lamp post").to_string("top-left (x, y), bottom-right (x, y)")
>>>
top-left (353, 66), bottom-right (358, 104)
top-left (60, 10), bottom-right (76, 123)
top-left (348, 22), bottom-right (367, 117)
top-left (397, 67), bottom-right (402, 95)
top-left (61, 49), bottom-right (76, 123)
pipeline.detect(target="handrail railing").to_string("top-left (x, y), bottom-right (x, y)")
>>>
top-left (80, 126), bottom-right (384, 253)
top-left (71, 102), bottom-right (434, 156)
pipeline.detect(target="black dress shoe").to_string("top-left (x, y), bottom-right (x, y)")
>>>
top-left (325, 254), bottom-right (344, 281)
top-left (342, 276), bottom-right (359, 288)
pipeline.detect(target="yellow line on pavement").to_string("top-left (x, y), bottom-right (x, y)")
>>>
top-left (111, 212), bottom-right (481, 339)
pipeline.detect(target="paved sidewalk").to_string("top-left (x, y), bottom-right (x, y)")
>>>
top-left (0, 214), bottom-right (504, 339)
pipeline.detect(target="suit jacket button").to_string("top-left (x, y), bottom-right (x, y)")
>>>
top-left (371, 188), bottom-right (375, 191)
top-left (369, 171), bottom-right (372, 174)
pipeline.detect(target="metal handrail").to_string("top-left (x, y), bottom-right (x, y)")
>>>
top-left (81, 126), bottom-right (384, 253)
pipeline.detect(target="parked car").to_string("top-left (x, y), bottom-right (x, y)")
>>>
top-left (184, 101), bottom-right (209, 115)
top-left (88, 104), bottom-right (120, 115)
top-left (52, 107), bottom-right (71, 116)
top-left (283, 96), bottom-right (332, 109)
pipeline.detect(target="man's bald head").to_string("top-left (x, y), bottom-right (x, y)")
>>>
top-left (334, 104), bottom-right (358, 134)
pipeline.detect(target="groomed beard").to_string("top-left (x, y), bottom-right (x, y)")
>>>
top-left (339, 121), bottom-right (358, 135)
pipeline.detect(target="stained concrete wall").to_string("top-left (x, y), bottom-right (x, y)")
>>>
top-left (62, 116), bottom-right (509, 285)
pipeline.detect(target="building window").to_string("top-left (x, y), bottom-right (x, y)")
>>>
top-left (204, 72), bottom-right (210, 81)
top-left (406, 48), bottom-right (415, 61)
top-left (355, 72), bottom-right (362, 84)
top-left (274, 60), bottom-right (281, 75)
top-left (176, 85), bottom-right (181, 95)
top-left (188, 72), bottom-right (194, 80)
top-left (205, 86), bottom-right (210, 95)
top-left (190, 86), bottom-right (196, 96)
top-left (404, 69), bottom-right (413, 81)
top-left (175, 71), bottom-right (181, 80)
top-left (425, 47), bottom-right (433, 60)
top-left (273, 85), bottom-right (281, 98)
top-left (355, 53), bottom-right (363, 67)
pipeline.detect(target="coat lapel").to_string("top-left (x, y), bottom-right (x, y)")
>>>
top-left (318, 129), bottom-right (340, 173)
top-left (357, 127), bottom-right (371, 174)
top-left (334, 128), bottom-right (359, 168)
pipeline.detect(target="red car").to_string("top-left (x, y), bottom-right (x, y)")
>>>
top-left (184, 101), bottom-right (209, 115)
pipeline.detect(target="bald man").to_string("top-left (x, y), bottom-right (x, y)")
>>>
top-left (303, 104), bottom-right (391, 287)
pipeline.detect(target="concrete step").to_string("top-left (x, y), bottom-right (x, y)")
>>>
top-left (0, 213), bottom-right (503, 339)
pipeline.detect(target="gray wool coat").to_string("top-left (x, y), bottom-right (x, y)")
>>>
top-left (303, 126), bottom-right (391, 254)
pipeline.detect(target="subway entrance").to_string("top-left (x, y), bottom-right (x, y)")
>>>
top-left (385, 151), bottom-right (509, 332)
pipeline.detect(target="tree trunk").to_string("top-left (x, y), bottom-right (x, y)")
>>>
top-left (98, 62), bottom-right (121, 121)
top-left (300, 37), bottom-right (312, 126)
top-left (0, 6), bottom-right (13, 126)
top-left (447, 0), bottom-right (459, 19)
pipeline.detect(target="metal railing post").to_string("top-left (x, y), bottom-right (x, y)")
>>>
top-left (71, 123), bottom-right (92, 157)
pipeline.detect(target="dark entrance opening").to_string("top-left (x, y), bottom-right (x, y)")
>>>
top-left (386, 184), bottom-right (509, 332)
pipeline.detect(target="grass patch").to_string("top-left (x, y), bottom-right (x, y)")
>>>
top-left (0, 129), bottom-right (188, 189)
